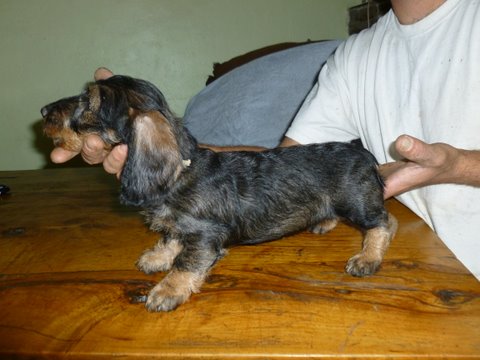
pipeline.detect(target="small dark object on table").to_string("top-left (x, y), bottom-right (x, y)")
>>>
top-left (0, 184), bottom-right (10, 196)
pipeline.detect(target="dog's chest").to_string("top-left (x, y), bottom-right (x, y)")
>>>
top-left (144, 205), bottom-right (176, 234)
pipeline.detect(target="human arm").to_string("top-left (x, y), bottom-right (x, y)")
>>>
top-left (206, 134), bottom-right (480, 200)
top-left (200, 137), bottom-right (300, 152)
top-left (199, 144), bottom-right (266, 152)
top-left (381, 135), bottom-right (480, 199)
top-left (52, 117), bottom-right (479, 200)
top-left (207, 135), bottom-right (480, 201)
top-left (52, 40), bottom-right (337, 174)
top-left (279, 134), bottom-right (480, 200)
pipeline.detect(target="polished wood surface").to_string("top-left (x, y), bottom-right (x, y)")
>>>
top-left (1, 168), bottom-right (479, 359)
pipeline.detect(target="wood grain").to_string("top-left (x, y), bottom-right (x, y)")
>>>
top-left (1, 168), bottom-right (479, 359)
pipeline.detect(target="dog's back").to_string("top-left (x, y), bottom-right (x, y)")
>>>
top-left (161, 141), bottom-right (386, 247)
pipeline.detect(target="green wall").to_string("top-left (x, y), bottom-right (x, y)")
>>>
top-left (0, 0), bottom-right (359, 170)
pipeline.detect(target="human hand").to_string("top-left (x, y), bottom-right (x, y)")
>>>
top-left (381, 135), bottom-right (466, 199)
top-left (49, 68), bottom-right (128, 178)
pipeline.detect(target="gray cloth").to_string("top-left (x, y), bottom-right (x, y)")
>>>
top-left (183, 40), bottom-right (341, 148)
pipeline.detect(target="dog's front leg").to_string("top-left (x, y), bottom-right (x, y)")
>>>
top-left (145, 241), bottom-right (223, 312)
top-left (145, 268), bottom-right (207, 312)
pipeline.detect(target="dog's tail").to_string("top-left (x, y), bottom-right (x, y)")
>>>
top-left (350, 138), bottom-right (364, 149)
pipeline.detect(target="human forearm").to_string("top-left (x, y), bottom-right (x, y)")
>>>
top-left (455, 149), bottom-right (480, 187)
top-left (199, 136), bottom-right (301, 152)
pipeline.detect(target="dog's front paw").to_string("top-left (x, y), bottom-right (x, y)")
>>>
top-left (145, 283), bottom-right (190, 312)
top-left (136, 239), bottom-right (183, 274)
top-left (144, 270), bottom-right (204, 312)
top-left (345, 253), bottom-right (381, 277)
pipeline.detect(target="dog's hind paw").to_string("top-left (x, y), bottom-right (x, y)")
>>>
top-left (309, 218), bottom-right (338, 235)
top-left (345, 253), bottom-right (381, 277)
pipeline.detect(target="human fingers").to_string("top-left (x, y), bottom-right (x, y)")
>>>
top-left (380, 160), bottom-right (418, 199)
top-left (395, 135), bottom-right (423, 159)
top-left (81, 134), bottom-right (110, 164)
top-left (385, 136), bottom-right (438, 198)
top-left (50, 147), bottom-right (80, 164)
top-left (103, 144), bottom-right (128, 177)
top-left (378, 160), bottom-right (406, 180)
top-left (94, 67), bottom-right (114, 81)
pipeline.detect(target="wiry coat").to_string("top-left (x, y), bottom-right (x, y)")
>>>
top-left (42, 75), bottom-right (397, 312)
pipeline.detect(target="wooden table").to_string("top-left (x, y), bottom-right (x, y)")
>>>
top-left (1, 168), bottom-right (479, 359)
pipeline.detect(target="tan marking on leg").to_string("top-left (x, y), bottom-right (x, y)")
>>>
top-left (145, 270), bottom-right (207, 312)
top-left (346, 213), bottom-right (397, 277)
top-left (310, 218), bottom-right (338, 234)
top-left (136, 238), bottom-right (183, 274)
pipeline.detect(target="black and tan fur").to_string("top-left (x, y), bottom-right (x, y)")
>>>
top-left (41, 75), bottom-right (397, 312)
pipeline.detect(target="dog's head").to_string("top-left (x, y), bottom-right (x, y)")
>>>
top-left (41, 75), bottom-right (193, 206)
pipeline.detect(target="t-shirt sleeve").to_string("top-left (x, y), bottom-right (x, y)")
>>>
top-left (285, 42), bottom-right (359, 144)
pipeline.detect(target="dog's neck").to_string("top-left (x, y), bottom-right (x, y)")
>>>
top-left (174, 120), bottom-right (198, 166)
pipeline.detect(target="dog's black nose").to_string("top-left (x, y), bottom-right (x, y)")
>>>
top-left (41, 106), bottom-right (49, 118)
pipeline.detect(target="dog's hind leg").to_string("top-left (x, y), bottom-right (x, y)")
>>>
top-left (136, 238), bottom-right (183, 274)
top-left (309, 218), bottom-right (339, 234)
top-left (345, 213), bottom-right (398, 277)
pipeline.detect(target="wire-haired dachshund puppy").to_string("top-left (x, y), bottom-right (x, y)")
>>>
top-left (41, 75), bottom-right (397, 312)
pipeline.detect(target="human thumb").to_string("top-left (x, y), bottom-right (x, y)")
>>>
top-left (395, 135), bottom-right (430, 163)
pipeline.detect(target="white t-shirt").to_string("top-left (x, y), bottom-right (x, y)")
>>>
top-left (286, 0), bottom-right (480, 280)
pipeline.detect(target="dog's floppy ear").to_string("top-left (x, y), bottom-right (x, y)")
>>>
top-left (120, 110), bottom-right (184, 206)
